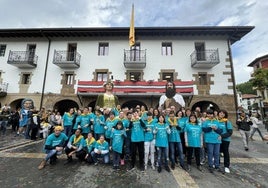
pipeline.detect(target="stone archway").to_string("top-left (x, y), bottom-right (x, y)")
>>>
top-left (9, 98), bottom-right (25, 110)
top-left (121, 100), bottom-right (148, 110)
top-left (191, 100), bottom-right (220, 112)
top-left (54, 99), bottom-right (79, 115)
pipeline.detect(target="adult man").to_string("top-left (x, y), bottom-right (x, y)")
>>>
top-left (0, 106), bottom-right (10, 135)
top-left (95, 81), bottom-right (119, 112)
top-left (236, 110), bottom-right (253, 151)
top-left (38, 126), bottom-right (68, 170)
top-left (159, 82), bottom-right (185, 113)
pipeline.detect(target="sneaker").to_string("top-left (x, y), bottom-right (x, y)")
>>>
top-left (249, 137), bottom-right (255, 141)
top-left (171, 163), bottom-right (175, 170)
top-left (200, 159), bottom-right (205, 165)
top-left (144, 165), bottom-right (147, 170)
top-left (215, 167), bottom-right (224, 174)
top-left (151, 165), bottom-right (155, 170)
top-left (94, 161), bottom-right (99, 166)
top-left (224, 167), bottom-right (230, 173)
top-left (157, 166), bottom-right (162, 173)
top-left (186, 165), bottom-right (191, 171)
top-left (120, 159), bottom-right (125, 165)
top-left (209, 166), bottom-right (214, 173)
top-left (165, 166), bottom-right (171, 172)
top-left (38, 159), bottom-right (46, 170)
top-left (245, 147), bottom-right (249, 151)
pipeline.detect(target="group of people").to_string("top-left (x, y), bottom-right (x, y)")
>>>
top-left (37, 81), bottom-right (236, 175)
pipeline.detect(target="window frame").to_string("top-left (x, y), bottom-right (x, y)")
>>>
top-left (98, 42), bottom-right (109, 56)
top-left (161, 42), bottom-right (172, 56)
top-left (0, 44), bottom-right (7, 57)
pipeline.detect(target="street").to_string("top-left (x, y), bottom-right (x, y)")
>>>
top-left (0, 128), bottom-right (267, 188)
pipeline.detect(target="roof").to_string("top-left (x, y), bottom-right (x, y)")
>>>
top-left (248, 54), bottom-right (268, 67)
top-left (242, 94), bottom-right (260, 99)
top-left (77, 80), bottom-right (194, 97)
top-left (0, 26), bottom-right (254, 44)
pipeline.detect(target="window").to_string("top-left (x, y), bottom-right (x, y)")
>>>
top-left (65, 74), bottom-right (74, 85)
top-left (162, 72), bottom-right (174, 82)
top-left (161, 42), bottom-right (172, 56)
top-left (21, 74), bottom-right (31, 84)
top-left (0, 45), bottom-right (6, 56)
top-left (97, 72), bottom-right (108, 81)
top-left (129, 72), bottom-right (141, 81)
top-left (198, 73), bottom-right (208, 85)
top-left (98, 43), bottom-right (109, 56)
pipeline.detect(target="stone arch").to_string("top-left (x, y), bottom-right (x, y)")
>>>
top-left (9, 98), bottom-right (24, 110)
top-left (121, 100), bottom-right (148, 110)
top-left (191, 100), bottom-right (220, 112)
top-left (53, 99), bottom-right (79, 115)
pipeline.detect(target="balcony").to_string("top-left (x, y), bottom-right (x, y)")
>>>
top-left (0, 82), bottom-right (8, 97)
top-left (7, 50), bottom-right (37, 68)
top-left (190, 49), bottom-right (220, 68)
top-left (53, 50), bottom-right (81, 68)
top-left (124, 49), bottom-right (146, 69)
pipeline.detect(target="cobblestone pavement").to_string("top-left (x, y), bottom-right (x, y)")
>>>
top-left (0, 127), bottom-right (268, 188)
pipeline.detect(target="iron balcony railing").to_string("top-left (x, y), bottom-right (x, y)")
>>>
top-left (53, 50), bottom-right (81, 68)
top-left (190, 49), bottom-right (220, 68)
top-left (124, 49), bottom-right (146, 68)
top-left (7, 50), bottom-right (38, 67)
top-left (0, 82), bottom-right (8, 93)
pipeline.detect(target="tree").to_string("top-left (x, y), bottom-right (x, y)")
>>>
top-left (236, 81), bottom-right (256, 95)
top-left (250, 68), bottom-right (268, 98)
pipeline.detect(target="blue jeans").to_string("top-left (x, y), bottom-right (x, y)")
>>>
top-left (64, 126), bottom-right (73, 138)
top-left (91, 151), bottom-right (110, 164)
top-left (206, 143), bottom-right (220, 168)
top-left (169, 142), bottom-right (184, 166)
top-left (157, 147), bottom-right (168, 167)
top-left (113, 151), bottom-right (120, 166)
top-left (45, 149), bottom-right (63, 161)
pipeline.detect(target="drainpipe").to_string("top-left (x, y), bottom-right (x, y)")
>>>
top-left (227, 39), bottom-right (238, 119)
top-left (40, 31), bottom-right (51, 110)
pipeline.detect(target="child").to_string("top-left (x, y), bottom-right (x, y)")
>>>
top-left (110, 121), bottom-right (127, 170)
top-left (141, 112), bottom-right (156, 170)
top-left (91, 135), bottom-right (110, 165)
top-left (154, 114), bottom-right (171, 173)
top-left (184, 114), bottom-right (203, 171)
top-left (84, 132), bottom-right (96, 164)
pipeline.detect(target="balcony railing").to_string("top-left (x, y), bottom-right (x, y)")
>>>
top-left (0, 82), bottom-right (8, 97)
top-left (7, 50), bottom-right (37, 68)
top-left (53, 50), bottom-right (81, 68)
top-left (124, 49), bottom-right (146, 69)
top-left (190, 49), bottom-right (220, 68)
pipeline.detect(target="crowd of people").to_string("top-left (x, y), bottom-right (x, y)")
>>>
top-left (37, 104), bottom-right (236, 175)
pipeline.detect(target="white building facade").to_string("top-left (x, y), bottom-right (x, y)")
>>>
top-left (0, 26), bottom-right (253, 122)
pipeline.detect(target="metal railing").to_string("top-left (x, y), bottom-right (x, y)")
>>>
top-left (190, 49), bottom-right (219, 66)
top-left (0, 82), bottom-right (8, 93)
top-left (53, 50), bottom-right (81, 65)
top-left (7, 50), bottom-right (38, 65)
top-left (124, 49), bottom-right (146, 62)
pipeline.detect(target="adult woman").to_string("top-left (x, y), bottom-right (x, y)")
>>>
top-left (218, 110), bottom-right (233, 173)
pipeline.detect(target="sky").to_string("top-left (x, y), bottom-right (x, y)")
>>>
top-left (0, 0), bottom-right (267, 84)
